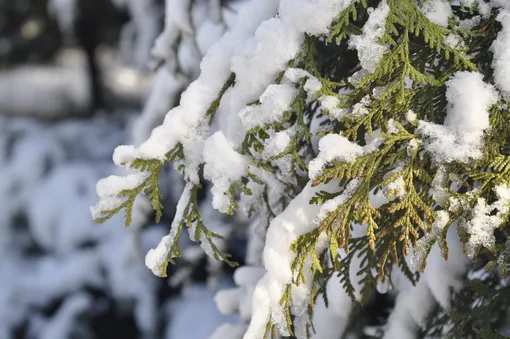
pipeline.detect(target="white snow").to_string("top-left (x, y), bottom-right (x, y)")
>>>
top-left (166, 283), bottom-right (241, 339)
top-left (384, 223), bottom-right (469, 339)
top-left (411, 210), bottom-right (450, 271)
top-left (491, 10), bottom-right (510, 99)
top-left (118, 0), bottom-right (162, 68)
top-left (431, 165), bottom-right (449, 208)
top-left (29, 165), bottom-right (102, 254)
top-left (204, 131), bottom-right (249, 213)
top-left (0, 116), bottom-right (162, 337)
top-left (244, 180), bottom-right (340, 338)
top-left (263, 129), bottom-right (294, 159)
top-left (462, 185), bottom-right (510, 258)
top-left (444, 33), bottom-right (462, 48)
top-left (420, 0), bottom-right (452, 27)
top-left (406, 110), bottom-right (417, 123)
top-left (0, 66), bottom-right (89, 119)
top-left (348, 0), bottom-right (390, 73)
top-left (145, 183), bottom-right (193, 277)
top-left (37, 293), bottom-right (91, 339)
top-left (492, 0), bottom-right (510, 11)
top-left (309, 134), bottom-right (363, 179)
top-left (284, 68), bottom-right (322, 94)
top-left (385, 176), bottom-right (407, 200)
top-left (320, 95), bottom-right (346, 120)
top-left (238, 83), bottom-right (298, 131)
top-left (209, 323), bottom-right (246, 339)
top-left (309, 132), bottom-right (383, 180)
top-left (417, 71), bottom-right (499, 163)
top-left (351, 95), bottom-right (371, 116)
top-left (316, 179), bottom-right (362, 222)
top-left (96, 0), bottom-right (279, 191)
top-left (77, 1), bottom-right (510, 338)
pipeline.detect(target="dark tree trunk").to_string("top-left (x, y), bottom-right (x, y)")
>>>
top-left (74, 0), bottom-right (107, 111)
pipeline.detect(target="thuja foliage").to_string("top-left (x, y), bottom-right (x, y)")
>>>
top-left (94, 0), bottom-right (510, 337)
top-left (417, 255), bottom-right (510, 339)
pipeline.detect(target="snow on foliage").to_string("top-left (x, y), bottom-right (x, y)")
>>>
top-left (417, 71), bottom-right (498, 163)
top-left (204, 131), bottom-right (248, 213)
top-left (348, 0), bottom-right (390, 73)
top-left (419, 0), bottom-right (452, 27)
top-left (91, 0), bottom-right (510, 338)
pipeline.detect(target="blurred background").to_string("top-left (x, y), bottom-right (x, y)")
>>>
top-left (0, 1), bottom-right (247, 338)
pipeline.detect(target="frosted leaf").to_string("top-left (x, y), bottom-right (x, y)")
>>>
top-left (444, 34), bottom-right (463, 48)
top-left (308, 134), bottom-right (364, 179)
top-left (348, 0), bottom-right (390, 73)
top-left (348, 69), bottom-right (369, 85)
top-left (145, 183), bottom-right (193, 277)
top-left (310, 226), bottom-right (370, 338)
top-left (245, 181), bottom-right (341, 338)
top-left (463, 185), bottom-right (510, 258)
top-left (417, 71), bottom-right (498, 163)
top-left (104, 0), bottom-right (279, 182)
top-left (203, 132), bottom-right (248, 213)
top-left (284, 68), bottom-right (322, 94)
top-left (405, 110), bottom-right (417, 123)
top-left (459, 0), bottom-right (491, 16)
top-left (387, 119), bottom-right (399, 134)
top-left (316, 179), bottom-right (362, 222)
top-left (319, 95), bottom-right (347, 120)
top-left (263, 129), bottom-right (294, 159)
top-left (238, 83), bottom-right (298, 131)
top-left (457, 15), bottom-right (481, 30)
top-left (411, 210), bottom-right (450, 271)
top-left (385, 176), bottom-right (407, 200)
top-left (90, 173), bottom-right (148, 219)
top-left (431, 166), bottom-right (449, 208)
top-left (351, 95), bottom-right (371, 116)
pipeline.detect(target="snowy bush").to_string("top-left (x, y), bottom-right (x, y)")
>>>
top-left (93, 0), bottom-right (510, 338)
top-left (0, 117), bottom-right (162, 338)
